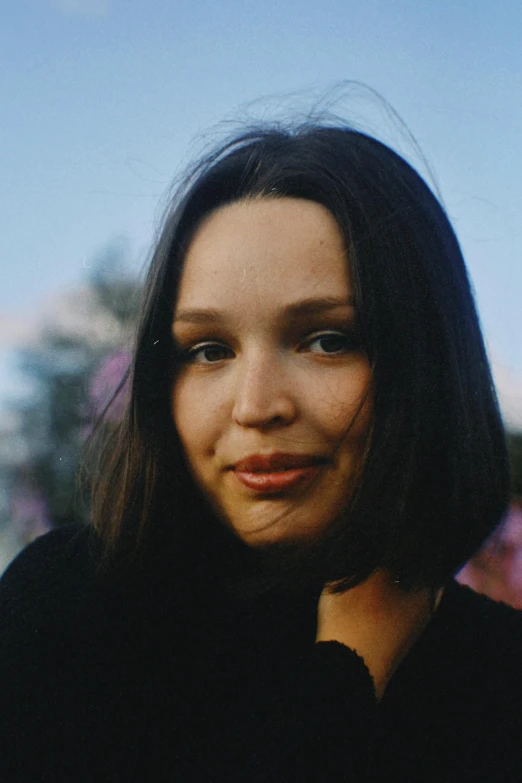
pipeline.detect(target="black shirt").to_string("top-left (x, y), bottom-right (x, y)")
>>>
top-left (0, 525), bottom-right (521, 781)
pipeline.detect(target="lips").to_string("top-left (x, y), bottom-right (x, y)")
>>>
top-left (234, 453), bottom-right (327, 473)
top-left (232, 453), bottom-right (328, 493)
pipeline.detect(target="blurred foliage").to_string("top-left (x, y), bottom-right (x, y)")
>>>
top-left (4, 243), bottom-right (141, 541)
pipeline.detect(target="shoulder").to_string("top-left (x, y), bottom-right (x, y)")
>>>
top-left (0, 523), bottom-right (98, 591)
top-left (382, 581), bottom-right (522, 776)
top-left (0, 526), bottom-right (132, 777)
top-left (376, 581), bottom-right (522, 777)
top-left (439, 582), bottom-right (522, 725)
top-left (435, 579), bottom-right (522, 669)
top-left (0, 524), bottom-right (100, 639)
top-left (399, 580), bottom-right (522, 699)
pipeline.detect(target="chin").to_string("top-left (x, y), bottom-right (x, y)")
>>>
top-left (233, 519), bottom-right (328, 550)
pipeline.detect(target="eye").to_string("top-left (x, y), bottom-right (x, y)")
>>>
top-left (184, 342), bottom-right (234, 364)
top-left (305, 331), bottom-right (357, 355)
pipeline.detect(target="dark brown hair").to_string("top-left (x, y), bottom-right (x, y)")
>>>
top-left (88, 122), bottom-right (509, 590)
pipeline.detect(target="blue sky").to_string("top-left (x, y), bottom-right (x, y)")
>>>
top-left (1, 0), bottom-right (522, 425)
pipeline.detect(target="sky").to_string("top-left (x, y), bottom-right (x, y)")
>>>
top-left (1, 0), bottom-right (522, 426)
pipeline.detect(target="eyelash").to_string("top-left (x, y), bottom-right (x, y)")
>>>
top-left (183, 342), bottom-right (233, 364)
top-left (305, 331), bottom-right (358, 355)
top-left (179, 330), bottom-right (361, 365)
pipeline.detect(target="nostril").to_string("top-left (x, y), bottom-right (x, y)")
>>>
top-left (232, 385), bottom-right (297, 429)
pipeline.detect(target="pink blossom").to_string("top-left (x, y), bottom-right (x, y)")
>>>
top-left (457, 503), bottom-right (522, 609)
top-left (88, 351), bottom-right (131, 423)
top-left (11, 490), bottom-right (52, 544)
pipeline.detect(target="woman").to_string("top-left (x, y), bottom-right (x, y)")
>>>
top-left (1, 121), bottom-right (521, 782)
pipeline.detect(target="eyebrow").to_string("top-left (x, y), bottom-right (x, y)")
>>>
top-left (173, 297), bottom-right (355, 326)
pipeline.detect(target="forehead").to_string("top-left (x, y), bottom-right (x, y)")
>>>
top-left (175, 197), bottom-right (352, 313)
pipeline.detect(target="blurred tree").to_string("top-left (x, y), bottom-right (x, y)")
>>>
top-left (5, 242), bottom-right (140, 544)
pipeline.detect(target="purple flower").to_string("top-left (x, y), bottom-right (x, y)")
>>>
top-left (88, 351), bottom-right (131, 423)
top-left (11, 489), bottom-right (52, 544)
top-left (457, 503), bottom-right (522, 609)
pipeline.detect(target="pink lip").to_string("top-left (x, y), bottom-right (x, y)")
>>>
top-left (232, 453), bottom-right (327, 494)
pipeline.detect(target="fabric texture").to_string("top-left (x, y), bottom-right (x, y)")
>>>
top-left (0, 525), bottom-right (521, 782)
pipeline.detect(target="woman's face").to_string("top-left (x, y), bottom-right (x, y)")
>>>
top-left (172, 197), bottom-right (372, 547)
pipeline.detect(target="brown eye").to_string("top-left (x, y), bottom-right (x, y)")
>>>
top-left (186, 343), bottom-right (233, 364)
top-left (306, 331), bottom-right (352, 355)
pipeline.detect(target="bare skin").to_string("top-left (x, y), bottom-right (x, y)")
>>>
top-left (316, 571), bottom-right (434, 699)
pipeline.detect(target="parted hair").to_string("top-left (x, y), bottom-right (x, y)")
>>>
top-left (89, 121), bottom-right (509, 590)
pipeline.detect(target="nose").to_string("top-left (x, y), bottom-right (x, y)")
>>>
top-left (232, 350), bottom-right (297, 429)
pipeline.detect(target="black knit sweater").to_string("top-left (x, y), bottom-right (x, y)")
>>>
top-left (0, 525), bottom-right (521, 782)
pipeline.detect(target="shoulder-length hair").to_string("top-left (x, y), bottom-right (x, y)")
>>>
top-left (89, 122), bottom-right (509, 590)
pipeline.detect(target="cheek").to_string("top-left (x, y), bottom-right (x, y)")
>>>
top-left (171, 379), bottom-right (199, 457)
top-left (171, 376), bottom-right (227, 460)
top-left (310, 366), bottom-right (372, 440)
